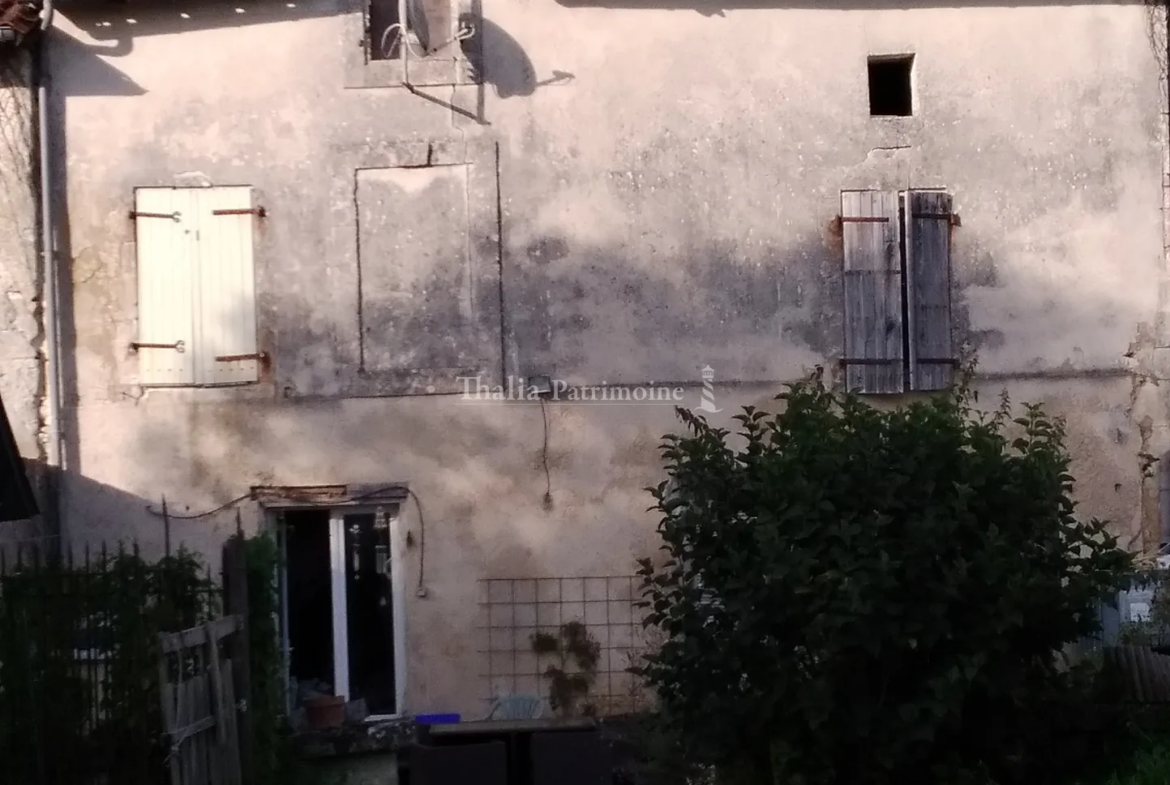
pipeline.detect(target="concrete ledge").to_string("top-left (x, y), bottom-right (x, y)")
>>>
top-left (293, 716), bottom-right (416, 760)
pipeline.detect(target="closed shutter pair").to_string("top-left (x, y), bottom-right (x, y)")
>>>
top-left (133, 186), bottom-right (260, 387)
top-left (841, 190), bottom-right (955, 394)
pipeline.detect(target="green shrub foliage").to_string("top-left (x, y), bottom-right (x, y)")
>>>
top-left (635, 373), bottom-right (1133, 785)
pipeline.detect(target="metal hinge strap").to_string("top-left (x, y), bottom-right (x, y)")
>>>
top-left (215, 352), bottom-right (268, 362)
top-left (131, 341), bottom-right (186, 353)
top-left (838, 358), bottom-right (899, 366)
top-left (840, 216), bottom-right (889, 223)
top-left (129, 211), bottom-right (181, 221)
top-left (912, 212), bottom-right (961, 226)
top-left (212, 207), bottom-right (267, 217)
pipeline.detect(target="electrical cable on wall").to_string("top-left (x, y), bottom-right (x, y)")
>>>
top-left (407, 487), bottom-right (427, 596)
top-left (540, 397), bottom-right (553, 509)
top-left (145, 492), bottom-right (252, 520)
top-left (335, 483), bottom-right (428, 595)
top-left (378, 18), bottom-right (475, 61)
top-left (145, 483), bottom-right (428, 595)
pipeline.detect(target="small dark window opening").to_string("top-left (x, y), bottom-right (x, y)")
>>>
top-left (868, 55), bottom-right (914, 116)
top-left (369, 0), bottom-right (403, 60)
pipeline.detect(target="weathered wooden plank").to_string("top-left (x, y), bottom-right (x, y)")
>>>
top-left (842, 190), bottom-right (903, 393)
top-left (907, 190), bottom-right (955, 391)
top-left (180, 677), bottom-right (196, 785)
top-left (170, 714), bottom-right (217, 738)
top-left (160, 616), bottom-right (239, 654)
top-left (842, 191), bottom-right (863, 392)
top-left (198, 673), bottom-right (215, 785)
top-left (186, 677), bottom-right (200, 785)
top-left (206, 624), bottom-right (227, 785)
top-left (194, 673), bottom-right (210, 785)
top-left (222, 660), bottom-right (243, 785)
top-left (161, 679), bottom-right (182, 785)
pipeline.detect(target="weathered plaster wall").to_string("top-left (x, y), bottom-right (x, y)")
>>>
top-left (48, 0), bottom-right (1168, 714)
top-left (0, 49), bottom-right (46, 543)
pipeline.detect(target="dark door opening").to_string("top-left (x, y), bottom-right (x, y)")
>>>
top-left (344, 512), bottom-right (397, 715)
top-left (285, 509), bottom-right (334, 695)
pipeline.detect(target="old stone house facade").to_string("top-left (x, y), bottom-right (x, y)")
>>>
top-left (0, 0), bottom-right (1169, 717)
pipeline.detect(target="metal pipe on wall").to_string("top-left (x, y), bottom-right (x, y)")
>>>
top-left (37, 19), bottom-right (63, 544)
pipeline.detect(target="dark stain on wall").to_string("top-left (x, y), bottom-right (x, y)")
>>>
top-left (506, 234), bottom-right (841, 382)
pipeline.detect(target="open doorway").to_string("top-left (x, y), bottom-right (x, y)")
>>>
top-left (279, 505), bottom-right (405, 718)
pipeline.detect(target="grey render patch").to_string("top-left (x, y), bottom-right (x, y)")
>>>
top-left (356, 163), bottom-right (500, 392)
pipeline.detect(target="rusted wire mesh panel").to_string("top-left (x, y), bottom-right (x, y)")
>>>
top-left (478, 576), bottom-right (653, 717)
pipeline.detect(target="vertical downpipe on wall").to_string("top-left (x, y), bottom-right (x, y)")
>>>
top-left (36, 5), bottom-right (63, 546)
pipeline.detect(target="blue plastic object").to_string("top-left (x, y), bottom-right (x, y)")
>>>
top-left (415, 713), bottom-right (461, 725)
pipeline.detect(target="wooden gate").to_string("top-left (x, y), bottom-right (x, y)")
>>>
top-left (158, 616), bottom-right (243, 785)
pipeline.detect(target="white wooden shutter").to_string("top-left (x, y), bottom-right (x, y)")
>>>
top-left (194, 187), bottom-right (259, 385)
top-left (841, 190), bottom-right (903, 394)
top-left (906, 191), bottom-right (955, 391)
top-left (135, 188), bottom-right (196, 385)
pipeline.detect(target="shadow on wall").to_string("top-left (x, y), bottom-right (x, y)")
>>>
top-left (462, 17), bottom-right (575, 98)
top-left (553, 0), bottom-right (1145, 13)
top-left (50, 28), bottom-right (144, 95)
top-left (0, 459), bottom-right (220, 564)
top-left (56, 0), bottom-right (340, 44)
top-left (41, 28), bottom-right (152, 553)
top-left (57, 3), bottom-right (570, 102)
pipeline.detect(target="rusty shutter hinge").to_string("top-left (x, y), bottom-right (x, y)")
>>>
top-left (912, 212), bottom-right (961, 227)
top-left (838, 358), bottom-right (899, 367)
top-left (131, 340), bottom-right (186, 353)
top-left (212, 207), bottom-right (267, 218)
top-left (215, 352), bottom-right (268, 362)
top-left (839, 216), bottom-right (890, 223)
top-left (129, 211), bottom-right (181, 221)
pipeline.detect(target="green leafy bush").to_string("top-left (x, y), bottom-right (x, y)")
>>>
top-left (635, 372), bottom-right (1132, 785)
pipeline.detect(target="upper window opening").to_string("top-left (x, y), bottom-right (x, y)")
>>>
top-left (368, 0), bottom-right (455, 62)
top-left (868, 55), bottom-right (914, 117)
top-left (369, 0), bottom-right (403, 60)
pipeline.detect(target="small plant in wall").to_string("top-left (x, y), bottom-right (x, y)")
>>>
top-left (531, 621), bottom-right (601, 717)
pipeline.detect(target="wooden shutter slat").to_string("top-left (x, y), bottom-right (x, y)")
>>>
top-left (906, 191), bottom-right (954, 391)
top-left (195, 187), bottom-right (259, 386)
top-left (842, 190), bottom-right (903, 393)
top-left (135, 188), bottom-right (196, 386)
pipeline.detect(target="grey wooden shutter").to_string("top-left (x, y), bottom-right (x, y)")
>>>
top-left (842, 190), bottom-right (903, 394)
top-left (906, 191), bottom-right (955, 391)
